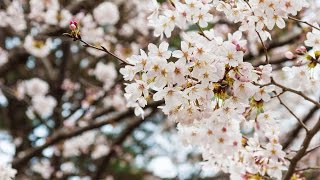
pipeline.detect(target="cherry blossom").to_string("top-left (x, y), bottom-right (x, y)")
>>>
top-left (23, 36), bottom-right (52, 58)
top-left (31, 95), bottom-right (57, 118)
top-left (93, 2), bottom-right (120, 26)
top-left (0, 163), bottom-right (16, 180)
top-left (93, 62), bottom-right (117, 91)
top-left (117, 1), bottom-right (320, 179)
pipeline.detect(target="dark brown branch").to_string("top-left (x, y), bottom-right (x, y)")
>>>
top-left (252, 56), bottom-right (293, 67)
top-left (283, 117), bottom-right (320, 180)
top-left (282, 106), bottom-right (318, 149)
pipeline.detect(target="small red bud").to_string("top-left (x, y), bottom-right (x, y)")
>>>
top-left (236, 44), bottom-right (241, 51)
top-left (69, 20), bottom-right (78, 31)
top-left (295, 46), bottom-right (307, 55)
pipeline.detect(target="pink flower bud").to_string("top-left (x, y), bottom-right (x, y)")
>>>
top-left (285, 51), bottom-right (294, 59)
top-left (295, 46), bottom-right (307, 55)
top-left (235, 44), bottom-right (246, 53)
top-left (69, 20), bottom-right (78, 30)
top-left (236, 44), bottom-right (241, 51)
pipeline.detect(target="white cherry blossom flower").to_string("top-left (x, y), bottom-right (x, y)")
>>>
top-left (24, 36), bottom-right (52, 58)
top-left (0, 163), bottom-right (16, 180)
top-left (93, 2), bottom-right (120, 26)
top-left (93, 62), bottom-right (117, 91)
top-left (148, 42), bottom-right (172, 59)
top-left (23, 78), bottom-right (49, 97)
top-left (32, 95), bottom-right (57, 117)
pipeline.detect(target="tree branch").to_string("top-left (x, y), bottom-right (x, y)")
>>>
top-left (305, 144), bottom-right (320, 156)
top-left (277, 96), bottom-right (309, 131)
top-left (63, 34), bottom-right (133, 66)
top-left (271, 78), bottom-right (320, 109)
top-left (283, 117), bottom-right (320, 180)
top-left (282, 106), bottom-right (318, 149)
top-left (288, 16), bottom-right (320, 31)
top-left (255, 30), bottom-right (269, 64)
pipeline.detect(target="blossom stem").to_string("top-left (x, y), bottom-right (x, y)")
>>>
top-left (196, 23), bottom-right (211, 41)
top-left (255, 30), bottom-right (269, 64)
top-left (277, 96), bottom-right (309, 131)
top-left (79, 38), bottom-right (133, 65)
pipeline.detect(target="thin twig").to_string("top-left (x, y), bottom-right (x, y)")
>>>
top-left (255, 30), bottom-right (269, 64)
top-left (295, 166), bottom-right (320, 172)
top-left (305, 144), bottom-right (320, 155)
top-left (81, 38), bottom-right (132, 65)
top-left (244, 0), bottom-right (269, 64)
top-left (282, 106), bottom-right (318, 150)
top-left (288, 16), bottom-right (320, 31)
top-left (271, 78), bottom-right (320, 109)
top-left (277, 96), bottom-right (309, 131)
top-left (63, 33), bottom-right (133, 66)
top-left (196, 23), bottom-right (211, 41)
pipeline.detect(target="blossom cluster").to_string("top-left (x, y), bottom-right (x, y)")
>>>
top-left (72, 0), bottom-right (155, 58)
top-left (0, 0), bottom-right (154, 59)
top-left (92, 62), bottom-right (118, 91)
top-left (0, 0), bottom-right (26, 32)
top-left (0, 163), bottom-right (17, 180)
top-left (62, 130), bottom-right (109, 159)
top-left (119, 0), bottom-right (320, 179)
top-left (281, 23), bottom-right (320, 94)
top-left (149, 0), bottom-right (308, 41)
top-left (17, 78), bottom-right (57, 118)
top-left (120, 29), bottom-right (289, 178)
top-left (29, 0), bottom-right (72, 27)
top-left (216, 0), bottom-right (308, 40)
